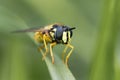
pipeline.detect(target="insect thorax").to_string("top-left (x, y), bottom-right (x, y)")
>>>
top-left (49, 24), bottom-right (73, 44)
top-left (34, 32), bottom-right (52, 43)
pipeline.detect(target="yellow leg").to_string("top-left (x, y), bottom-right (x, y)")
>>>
top-left (42, 35), bottom-right (48, 60)
top-left (50, 42), bottom-right (56, 64)
top-left (38, 45), bottom-right (45, 55)
top-left (65, 44), bottom-right (74, 67)
top-left (62, 45), bottom-right (68, 63)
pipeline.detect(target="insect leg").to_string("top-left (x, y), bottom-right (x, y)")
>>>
top-left (62, 45), bottom-right (68, 63)
top-left (38, 45), bottom-right (45, 55)
top-left (65, 44), bottom-right (74, 67)
top-left (42, 35), bottom-right (48, 60)
top-left (50, 42), bottom-right (56, 64)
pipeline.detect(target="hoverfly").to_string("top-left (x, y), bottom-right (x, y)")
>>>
top-left (13, 23), bottom-right (75, 67)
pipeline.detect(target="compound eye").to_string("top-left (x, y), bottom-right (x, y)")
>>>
top-left (64, 27), bottom-right (69, 31)
top-left (55, 27), bottom-right (63, 40)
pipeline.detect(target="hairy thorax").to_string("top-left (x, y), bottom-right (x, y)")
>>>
top-left (34, 32), bottom-right (52, 43)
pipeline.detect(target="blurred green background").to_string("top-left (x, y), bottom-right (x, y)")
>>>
top-left (0, 0), bottom-right (120, 80)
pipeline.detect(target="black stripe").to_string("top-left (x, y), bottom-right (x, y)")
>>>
top-left (66, 31), bottom-right (69, 44)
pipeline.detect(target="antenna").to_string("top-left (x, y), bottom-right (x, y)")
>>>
top-left (69, 27), bottom-right (76, 30)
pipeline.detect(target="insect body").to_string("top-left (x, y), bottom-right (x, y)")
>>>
top-left (14, 23), bottom-right (75, 67)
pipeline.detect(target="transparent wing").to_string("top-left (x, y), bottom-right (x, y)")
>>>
top-left (12, 27), bottom-right (47, 33)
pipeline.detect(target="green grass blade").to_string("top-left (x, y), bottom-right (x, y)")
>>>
top-left (89, 0), bottom-right (120, 80)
